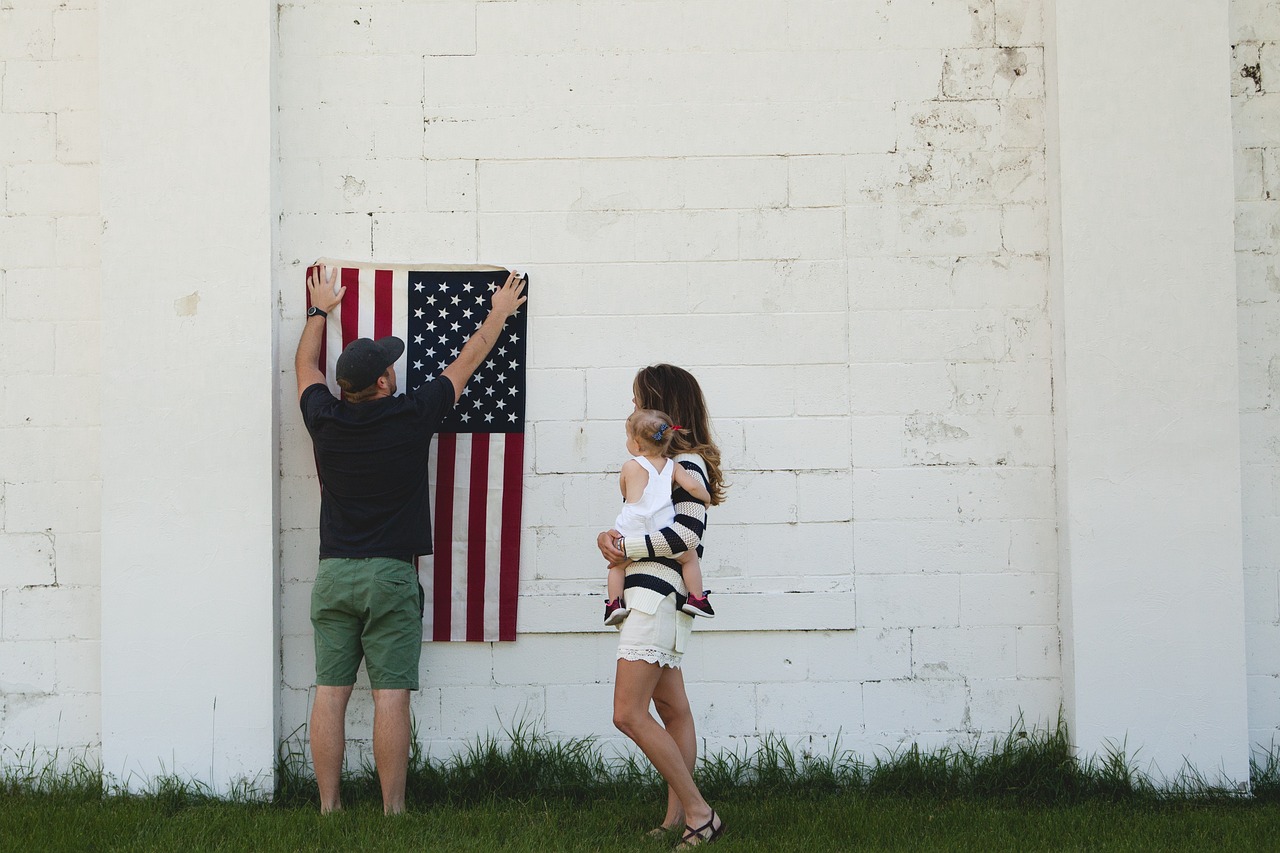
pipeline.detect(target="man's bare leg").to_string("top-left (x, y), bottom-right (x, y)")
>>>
top-left (311, 684), bottom-right (354, 813)
top-left (372, 688), bottom-right (412, 815)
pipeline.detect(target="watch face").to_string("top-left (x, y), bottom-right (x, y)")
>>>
top-left (308, 306), bottom-right (320, 316)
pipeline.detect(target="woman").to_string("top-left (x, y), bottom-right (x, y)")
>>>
top-left (597, 363), bottom-right (728, 847)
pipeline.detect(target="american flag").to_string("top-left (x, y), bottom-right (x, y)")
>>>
top-left (309, 258), bottom-right (526, 642)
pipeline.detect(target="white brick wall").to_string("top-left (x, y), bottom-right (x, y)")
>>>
top-left (0, 0), bottom-right (1271, 775)
top-left (0, 0), bottom-right (101, 761)
top-left (274, 0), bottom-right (1060, 760)
top-left (1232, 0), bottom-right (1280, 750)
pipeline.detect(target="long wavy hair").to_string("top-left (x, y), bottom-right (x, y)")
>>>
top-left (632, 364), bottom-right (727, 506)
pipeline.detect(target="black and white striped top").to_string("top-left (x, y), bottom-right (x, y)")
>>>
top-left (620, 453), bottom-right (709, 616)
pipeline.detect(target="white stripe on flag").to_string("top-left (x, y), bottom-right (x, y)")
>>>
top-left (484, 433), bottom-right (506, 641)
top-left (449, 434), bottom-right (472, 642)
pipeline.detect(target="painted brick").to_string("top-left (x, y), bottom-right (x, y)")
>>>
top-left (534, 313), bottom-right (848, 368)
top-left (851, 254), bottom-right (1047, 311)
top-left (437, 685), bottom-right (547, 734)
top-left (3, 267), bottom-right (100, 321)
top-left (913, 626), bottom-right (1017, 680)
top-left (1231, 94), bottom-right (1280, 148)
top-left (542, 683), bottom-right (616, 739)
top-left (805, 628), bottom-right (914, 682)
top-left (856, 574), bottom-right (960, 628)
top-left (423, 102), bottom-right (898, 160)
top-left (371, 211), bottom-right (477, 262)
top-left (1232, 1), bottom-right (1280, 44)
top-left (683, 682), bottom-right (760, 736)
top-left (0, 319), bottom-right (55, 375)
top-left (1016, 625), bottom-right (1062, 680)
top-left (863, 679), bottom-right (968, 735)
top-left (744, 521), bottom-right (854, 580)
top-left (1236, 147), bottom-right (1265, 200)
top-left (308, 158), bottom-right (429, 213)
top-left (6, 163), bottom-right (97, 215)
top-left (281, 633), bottom-right (314, 691)
top-left (0, 9), bottom-right (54, 59)
top-left (898, 98), bottom-right (1043, 151)
top-left (426, 159), bottom-right (476, 212)
top-left (738, 417), bottom-right (851, 471)
top-left (705, 471), bottom-right (798, 525)
top-left (756, 681), bottom-right (862, 735)
top-left (1246, 623), bottom-right (1280, 674)
top-left (786, 0), bottom-right (994, 50)
top-left (1243, 517), bottom-right (1280, 570)
top-left (276, 106), bottom-right (376, 159)
top-left (942, 47), bottom-right (1044, 100)
top-left (1248, 675), bottom-right (1280, 742)
top-left (1000, 202), bottom-right (1048, 254)
top-left (2, 585), bottom-right (98, 641)
top-left (277, 4), bottom-right (374, 55)
top-left (280, 475), bottom-right (321, 532)
top-left (52, 8), bottom-right (96, 59)
top-left (739, 207), bottom-right (845, 261)
top-left (850, 309), bottom-right (1005, 363)
top-left (54, 639), bottom-right (98, 693)
top-left (966, 678), bottom-right (1062, 734)
top-left (796, 470), bottom-right (853, 523)
top-left (789, 155), bottom-right (844, 208)
top-left (0, 112), bottom-right (55, 162)
top-left (493, 634), bottom-right (615, 686)
top-left (0, 215), bottom-right (57, 267)
top-left (680, 157), bottom-right (789, 210)
top-left (55, 321), bottom-right (99, 376)
top-left (683, 631), bottom-right (807, 684)
top-left (48, 531), bottom-right (98, 588)
top-left (55, 215), bottom-right (100, 267)
top-left (276, 212), bottom-right (376, 266)
top-left (1, 59), bottom-right (96, 112)
top-left (855, 465), bottom-right (1054, 522)
top-left (0, 532), bottom-right (55, 587)
top-left (633, 210), bottom-right (739, 262)
top-left (421, 642), bottom-right (496, 688)
top-left (0, 691), bottom-right (98, 749)
top-left (372, 2), bottom-right (476, 56)
top-left (278, 54), bottom-right (423, 109)
top-left (995, 0), bottom-right (1044, 45)
top-left (960, 572), bottom-right (1056, 627)
top-left (854, 519), bottom-right (1019, 575)
top-left (3, 480), bottom-right (99, 533)
top-left (864, 413), bottom-right (1053, 467)
top-left (0, 640), bottom-right (56, 692)
top-left (847, 203), bottom-right (1004, 258)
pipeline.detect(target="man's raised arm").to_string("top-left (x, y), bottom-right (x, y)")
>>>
top-left (296, 264), bottom-right (347, 401)
top-left (440, 271), bottom-right (528, 404)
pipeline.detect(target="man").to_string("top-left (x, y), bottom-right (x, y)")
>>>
top-left (295, 263), bottom-right (527, 814)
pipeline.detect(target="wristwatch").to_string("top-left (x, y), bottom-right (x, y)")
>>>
top-left (307, 306), bottom-right (327, 319)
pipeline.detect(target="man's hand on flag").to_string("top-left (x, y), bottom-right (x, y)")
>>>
top-left (491, 271), bottom-right (528, 319)
top-left (307, 263), bottom-right (347, 314)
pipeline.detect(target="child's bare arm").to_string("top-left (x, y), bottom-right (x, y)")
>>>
top-left (673, 464), bottom-right (711, 504)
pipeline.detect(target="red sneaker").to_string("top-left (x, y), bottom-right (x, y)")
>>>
top-left (604, 597), bottom-right (630, 626)
top-left (681, 592), bottom-right (716, 618)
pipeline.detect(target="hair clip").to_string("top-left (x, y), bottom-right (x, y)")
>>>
top-left (653, 424), bottom-right (670, 441)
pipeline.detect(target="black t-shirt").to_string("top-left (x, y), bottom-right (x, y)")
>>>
top-left (300, 378), bottom-right (454, 559)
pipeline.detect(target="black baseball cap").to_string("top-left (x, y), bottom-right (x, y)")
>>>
top-left (336, 336), bottom-right (405, 393)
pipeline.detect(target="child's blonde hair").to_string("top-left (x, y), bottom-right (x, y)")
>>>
top-left (627, 408), bottom-right (682, 456)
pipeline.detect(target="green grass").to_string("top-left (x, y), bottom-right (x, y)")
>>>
top-left (4, 720), bottom-right (1280, 851)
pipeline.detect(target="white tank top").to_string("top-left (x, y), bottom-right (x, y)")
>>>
top-left (613, 456), bottom-right (677, 537)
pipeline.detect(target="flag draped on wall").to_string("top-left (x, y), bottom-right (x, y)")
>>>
top-left (308, 258), bottom-right (527, 642)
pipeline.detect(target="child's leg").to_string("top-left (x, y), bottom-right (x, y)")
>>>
top-left (676, 552), bottom-right (704, 597)
top-left (607, 563), bottom-right (626, 603)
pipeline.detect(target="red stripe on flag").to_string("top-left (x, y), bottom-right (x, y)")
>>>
top-left (432, 433), bottom-right (457, 642)
top-left (374, 269), bottom-right (392, 339)
top-left (340, 268), bottom-right (360, 346)
top-left (466, 433), bottom-right (490, 642)
top-left (499, 434), bottom-right (524, 641)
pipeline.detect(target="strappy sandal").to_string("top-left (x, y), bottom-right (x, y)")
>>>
top-left (676, 811), bottom-right (723, 848)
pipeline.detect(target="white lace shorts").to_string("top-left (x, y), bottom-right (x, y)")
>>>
top-left (616, 595), bottom-right (693, 669)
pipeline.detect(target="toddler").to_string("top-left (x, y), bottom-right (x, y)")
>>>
top-left (604, 408), bottom-right (716, 625)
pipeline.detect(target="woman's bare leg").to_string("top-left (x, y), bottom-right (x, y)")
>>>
top-left (613, 659), bottom-right (712, 831)
top-left (652, 665), bottom-right (697, 829)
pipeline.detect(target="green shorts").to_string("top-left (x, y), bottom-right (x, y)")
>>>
top-left (310, 557), bottom-right (425, 690)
